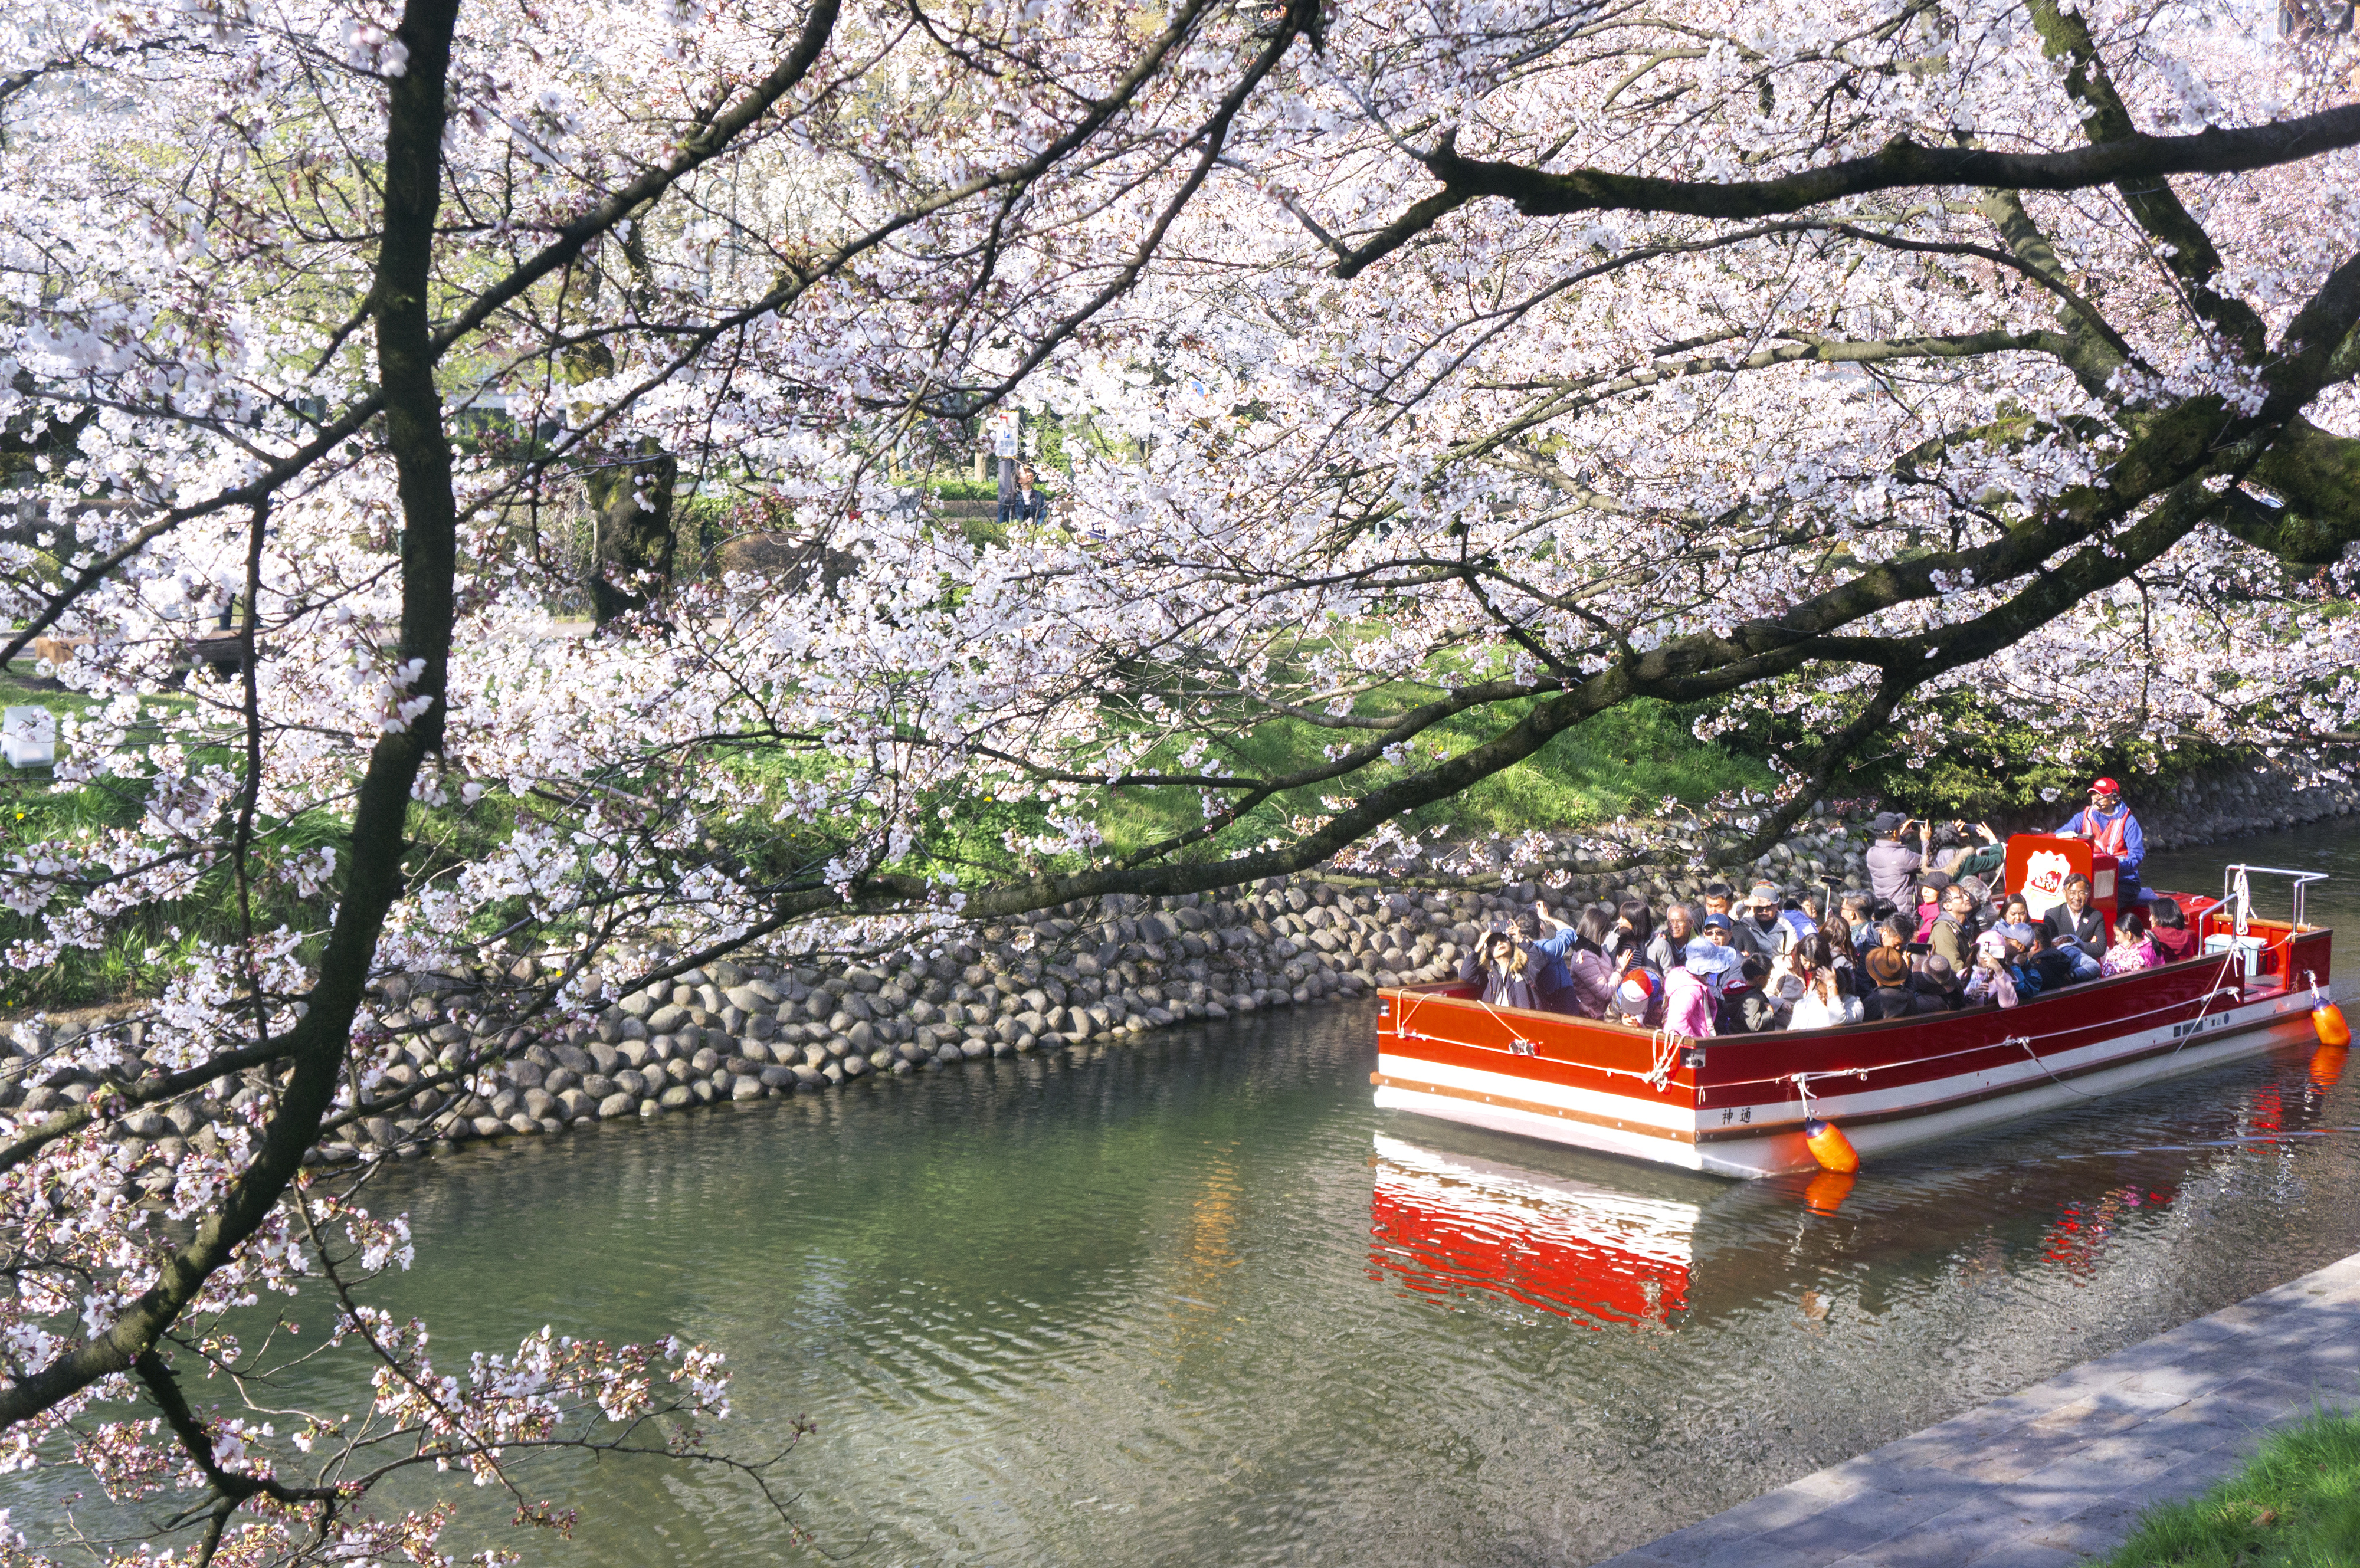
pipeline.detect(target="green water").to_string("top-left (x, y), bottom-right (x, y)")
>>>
top-left (25, 824), bottom-right (2360, 1564)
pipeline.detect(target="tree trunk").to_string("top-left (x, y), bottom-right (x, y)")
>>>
top-left (585, 442), bottom-right (677, 625)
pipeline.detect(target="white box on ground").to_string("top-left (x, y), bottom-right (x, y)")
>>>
top-left (2, 706), bottom-right (54, 769)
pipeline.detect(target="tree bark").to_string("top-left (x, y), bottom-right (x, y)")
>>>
top-left (585, 443), bottom-right (678, 625)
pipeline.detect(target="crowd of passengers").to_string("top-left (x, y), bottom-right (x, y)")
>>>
top-left (1456, 804), bottom-right (2191, 1038)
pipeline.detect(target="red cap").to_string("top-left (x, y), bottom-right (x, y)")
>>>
top-left (2090, 777), bottom-right (2120, 796)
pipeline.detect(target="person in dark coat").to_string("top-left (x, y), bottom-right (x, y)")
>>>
top-left (998, 464), bottom-right (1050, 527)
top-left (1716, 956), bottom-right (1782, 1034)
top-left (1459, 931), bottom-right (1538, 1009)
top-left (1863, 946), bottom-right (1941, 1019)
top-left (2037, 874), bottom-right (2107, 986)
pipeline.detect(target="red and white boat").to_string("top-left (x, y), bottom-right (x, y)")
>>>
top-left (1372, 841), bottom-right (2338, 1179)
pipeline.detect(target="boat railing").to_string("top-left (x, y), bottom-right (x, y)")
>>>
top-left (2217, 864), bottom-right (2331, 933)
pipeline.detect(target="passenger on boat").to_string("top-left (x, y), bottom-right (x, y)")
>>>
top-left (1919, 953), bottom-right (1969, 1011)
top-left (2101, 907), bottom-right (2162, 976)
top-left (1568, 904), bottom-right (1622, 1016)
top-left (1666, 940), bottom-right (1741, 1036)
top-left (1864, 946), bottom-right (1942, 1018)
top-left (1460, 931), bottom-right (1539, 1010)
top-left (1992, 894), bottom-right (2040, 954)
top-left (1716, 956), bottom-right (1784, 1034)
top-left (1913, 872), bottom-right (1953, 942)
top-left (2055, 777), bottom-right (2146, 908)
top-left (1740, 883), bottom-right (1795, 958)
top-left (1525, 903), bottom-right (1613, 1018)
top-left (1851, 916), bottom-right (1906, 994)
top-left (1787, 957), bottom-right (1864, 1029)
top-left (1956, 875), bottom-right (1995, 923)
top-left (1646, 903), bottom-right (1697, 974)
top-left (2149, 898), bottom-right (2197, 962)
top-left (1782, 887), bottom-right (1812, 937)
top-left (1608, 960), bottom-right (1666, 1028)
top-left (1965, 931), bottom-right (2023, 1008)
top-left (1838, 894), bottom-right (1879, 957)
top-left (2036, 874), bottom-right (2107, 985)
top-left (2002, 934), bottom-right (2046, 999)
top-left (1815, 913), bottom-right (1848, 966)
top-left (1929, 883), bottom-right (1982, 970)
top-left (1762, 945), bottom-right (1813, 1025)
top-left (1932, 821), bottom-right (2004, 880)
top-left (1617, 898), bottom-right (1656, 956)
top-left (1867, 813), bottom-right (1932, 905)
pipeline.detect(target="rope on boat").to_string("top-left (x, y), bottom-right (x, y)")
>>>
top-left (1643, 1029), bottom-right (1692, 1090)
top-left (1713, 957), bottom-right (2248, 1097)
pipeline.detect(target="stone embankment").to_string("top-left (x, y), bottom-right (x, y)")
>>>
top-left (17, 760), bottom-right (2355, 1179)
top-left (17, 814), bottom-right (1864, 1176)
top-left (2134, 756), bottom-right (2360, 851)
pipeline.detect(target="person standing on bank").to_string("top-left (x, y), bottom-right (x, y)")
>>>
top-left (999, 464), bottom-right (1050, 527)
top-left (2055, 777), bottom-right (2147, 907)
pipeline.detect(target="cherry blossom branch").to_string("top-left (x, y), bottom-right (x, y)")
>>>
top-left (1338, 104), bottom-right (2360, 277)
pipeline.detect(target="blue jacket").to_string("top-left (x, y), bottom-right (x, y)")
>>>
top-left (2056, 803), bottom-right (2144, 871)
top-left (1526, 928), bottom-right (1585, 1014)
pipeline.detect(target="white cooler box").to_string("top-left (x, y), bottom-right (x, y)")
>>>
top-left (2202, 933), bottom-right (2267, 967)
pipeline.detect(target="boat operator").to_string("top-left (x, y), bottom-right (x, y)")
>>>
top-left (2053, 776), bottom-right (2146, 908)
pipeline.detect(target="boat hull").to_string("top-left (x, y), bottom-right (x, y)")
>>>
top-left (1374, 918), bottom-right (2332, 1179)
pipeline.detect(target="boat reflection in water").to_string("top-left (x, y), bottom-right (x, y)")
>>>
top-left (1367, 1134), bottom-right (1701, 1326)
top-left (1368, 1056), bottom-right (2347, 1331)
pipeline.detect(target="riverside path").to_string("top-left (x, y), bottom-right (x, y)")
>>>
top-left (1593, 1248), bottom-right (2360, 1568)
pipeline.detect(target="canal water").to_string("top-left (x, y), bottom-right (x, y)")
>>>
top-left (31, 824), bottom-right (2360, 1564)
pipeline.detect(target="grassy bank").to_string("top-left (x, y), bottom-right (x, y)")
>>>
top-left (2, 649), bottom-right (1773, 1013)
top-left (2099, 1406), bottom-right (2360, 1567)
top-left (1090, 695), bottom-right (1772, 860)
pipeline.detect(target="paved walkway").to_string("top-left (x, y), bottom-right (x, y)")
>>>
top-left (1597, 1251), bottom-right (2360, 1568)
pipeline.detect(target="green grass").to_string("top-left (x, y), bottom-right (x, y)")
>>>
top-left (1092, 696), bottom-right (1772, 861)
top-left (0, 660), bottom-right (360, 1011)
top-left (2099, 1408), bottom-right (2360, 1567)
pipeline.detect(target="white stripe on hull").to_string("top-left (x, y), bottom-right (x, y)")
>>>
top-left (1372, 1084), bottom-right (1708, 1170)
top-left (1373, 1050), bottom-right (1699, 1133)
top-left (1377, 993), bottom-right (2319, 1179)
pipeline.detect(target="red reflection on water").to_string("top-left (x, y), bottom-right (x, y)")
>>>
top-left (1366, 1139), bottom-right (1695, 1327)
top-left (2038, 1183), bottom-right (2179, 1277)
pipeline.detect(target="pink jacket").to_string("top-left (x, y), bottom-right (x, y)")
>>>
top-left (1662, 968), bottom-right (1717, 1038)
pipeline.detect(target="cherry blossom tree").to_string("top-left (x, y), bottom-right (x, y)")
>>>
top-left (1, 0), bottom-right (2358, 1557)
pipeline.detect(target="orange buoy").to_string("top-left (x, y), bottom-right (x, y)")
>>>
top-left (1804, 1117), bottom-right (1860, 1175)
top-left (2310, 1044), bottom-right (2348, 1091)
top-left (1803, 1168), bottom-right (1856, 1216)
top-left (2315, 1001), bottom-right (2352, 1049)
